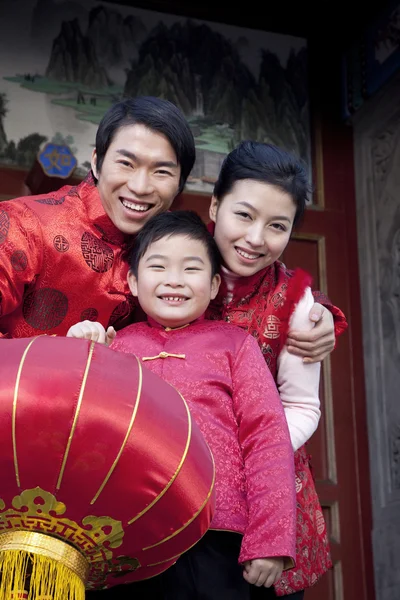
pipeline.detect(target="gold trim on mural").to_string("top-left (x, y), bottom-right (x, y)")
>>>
top-left (56, 341), bottom-right (95, 491)
top-left (0, 530), bottom-right (90, 583)
top-left (91, 356), bottom-right (143, 505)
top-left (128, 391), bottom-right (192, 525)
top-left (0, 163), bottom-right (30, 173)
top-left (12, 337), bottom-right (41, 488)
top-left (142, 454), bottom-right (215, 551)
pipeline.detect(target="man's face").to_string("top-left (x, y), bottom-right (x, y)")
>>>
top-left (92, 124), bottom-right (181, 235)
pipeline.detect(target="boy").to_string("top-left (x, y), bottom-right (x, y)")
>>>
top-left (68, 210), bottom-right (296, 599)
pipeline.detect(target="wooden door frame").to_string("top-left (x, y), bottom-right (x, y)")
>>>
top-left (302, 54), bottom-right (376, 595)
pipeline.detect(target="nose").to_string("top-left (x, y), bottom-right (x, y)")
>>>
top-left (244, 223), bottom-right (265, 248)
top-left (126, 168), bottom-right (154, 196)
top-left (164, 269), bottom-right (185, 288)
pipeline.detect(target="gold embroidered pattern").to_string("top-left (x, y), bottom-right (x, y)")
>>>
top-left (263, 315), bottom-right (281, 339)
top-left (0, 487), bottom-right (126, 583)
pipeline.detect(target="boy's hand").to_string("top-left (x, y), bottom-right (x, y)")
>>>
top-left (66, 320), bottom-right (116, 346)
top-left (286, 302), bottom-right (335, 363)
top-left (242, 557), bottom-right (284, 588)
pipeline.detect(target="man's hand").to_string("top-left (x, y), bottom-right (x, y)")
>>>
top-left (242, 557), bottom-right (284, 588)
top-left (286, 303), bottom-right (335, 363)
top-left (66, 320), bottom-right (116, 346)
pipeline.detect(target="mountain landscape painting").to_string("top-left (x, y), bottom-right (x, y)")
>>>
top-left (0, 0), bottom-right (311, 194)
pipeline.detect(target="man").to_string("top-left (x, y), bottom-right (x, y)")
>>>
top-left (0, 96), bottom-right (341, 359)
top-left (0, 97), bottom-right (194, 338)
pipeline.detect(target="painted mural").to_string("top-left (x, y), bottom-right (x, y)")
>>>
top-left (0, 0), bottom-right (310, 193)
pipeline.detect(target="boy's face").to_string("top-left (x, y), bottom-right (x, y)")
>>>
top-left (128, 234), bottom-right (220, 328)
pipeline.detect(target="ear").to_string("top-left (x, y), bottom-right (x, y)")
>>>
top-left (210, 273), bottom-right (221, 300)
top-left (127, 271), bottom-right (138, 297)
top-left (91, 149), bottom-right (99, 180)
top-left (209, 196), bottom-right (219, 223)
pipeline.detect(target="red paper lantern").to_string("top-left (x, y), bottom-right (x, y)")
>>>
top-left (0, 336), bottom-right (215, 599)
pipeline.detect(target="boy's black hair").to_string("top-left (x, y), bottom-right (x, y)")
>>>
top-left (130, 210), bottom-right (221, 277)
top-left (94, 96), bottom-right (196, 194)
top-left (213, 141), bottom-right (312, 225)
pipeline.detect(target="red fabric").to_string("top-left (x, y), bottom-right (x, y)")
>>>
top-left (0, 174), bottom-right (135, 339)
top-left (0, 335), bottom-right (215, 588)
top-left (207, 262), bottom-right (333, 595)
top-left (111, 318), bottom-right (297, 565)
top-left (312, 290), bottom-right (348, 339)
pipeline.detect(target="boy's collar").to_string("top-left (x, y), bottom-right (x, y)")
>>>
top-left (147, 314), bottom-right (206, 331)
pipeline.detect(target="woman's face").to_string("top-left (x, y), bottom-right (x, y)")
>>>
top-left (210, 179), bottom-right (296, 277)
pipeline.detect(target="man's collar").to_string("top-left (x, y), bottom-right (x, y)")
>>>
top-left (79, 172), bottom-right (132, 247)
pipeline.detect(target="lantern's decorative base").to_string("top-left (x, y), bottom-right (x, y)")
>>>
top-left (0, 531), bottom-right (89, 600)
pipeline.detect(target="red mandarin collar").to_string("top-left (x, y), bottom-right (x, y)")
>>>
top-left (215, 264), bottom-right (276, 308)
top-left (146, 313), bottom-right (206, 331)
top-left (79, 172), bottom-right (133, 248)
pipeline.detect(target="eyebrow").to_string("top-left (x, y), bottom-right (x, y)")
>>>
top-left (184, 256), bottom-right (205, 264)
top-left (235, 201), bottom-right (292, 222)
top-left (116, 149), bottom-right (178, 169)
top-left (145, 254), bottom-right (166, 262)
top-left (145, 254), bottom-right (205, 264)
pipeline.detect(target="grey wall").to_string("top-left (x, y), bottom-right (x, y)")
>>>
top-left (353, 72), bottom-right (400, 600)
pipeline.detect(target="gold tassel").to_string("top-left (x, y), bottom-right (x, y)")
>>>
top-left (0, 532), bottom-right (88, 600)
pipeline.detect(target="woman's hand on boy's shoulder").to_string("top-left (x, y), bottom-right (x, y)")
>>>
top-left (286, 303), bottom-right (335, 363)
top-left (66, 320), bottom-right (116, 346)
top-left (242, 557), bottom-right (284, 588)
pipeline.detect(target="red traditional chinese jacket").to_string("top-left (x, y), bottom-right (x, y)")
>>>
top-left (111, 317), bottom-right (297, 566)
top-left (0, 174), bottom-right (135, 339)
